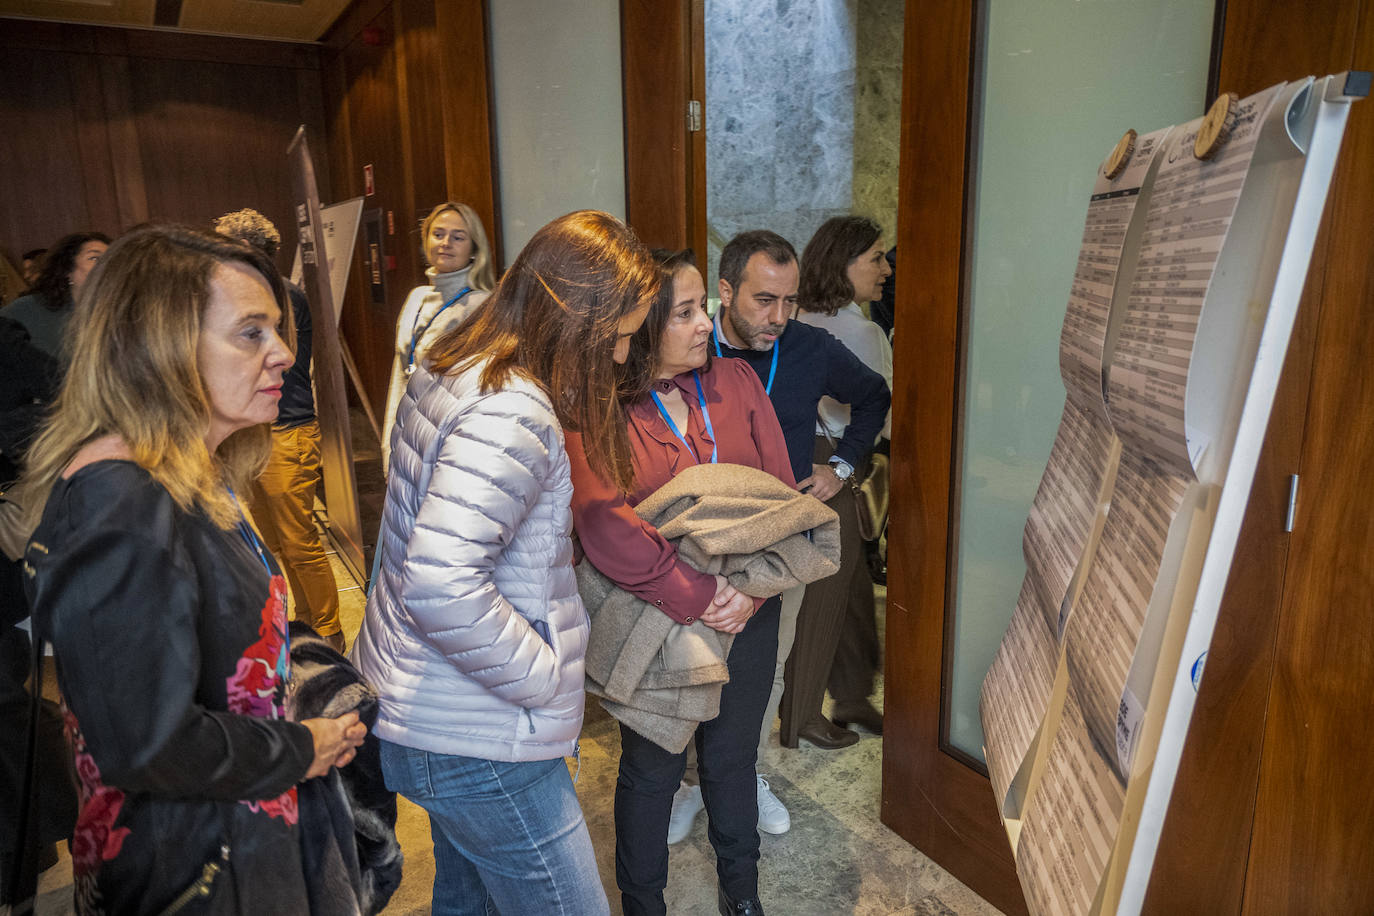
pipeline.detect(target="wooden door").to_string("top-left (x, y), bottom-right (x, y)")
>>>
top-left (879, 2), bottom-right (1029, 914)
top-left (882, 0), bottom-right (1374, 911)
top-left (620, 0), bottom-right (707, 256)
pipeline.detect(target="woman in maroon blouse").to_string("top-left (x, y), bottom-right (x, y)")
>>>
top-left (569, 250), bottom-right (792, 916)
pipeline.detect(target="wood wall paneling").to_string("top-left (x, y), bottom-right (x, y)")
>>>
top-left (321, 0), bottom-right (500, 418)
top-left (880, 0), bottom-right (1028, 913)
top-left (621, 0), bottom-right (692, 251)
top-left (1241, 3), bottom-right (1374, 909)
top-left (98, 54), bottom-right (151, 230)
top-left (434, 0), bottom-right (500, 266)
top-left (68, 53), bottom-right (124, 236)
top-left (392, 0), bottom-right (443, 221)
top-left (131, 55), bottom-right (310, 234)
top-left (324, 4), bottom-right (412, 414)
top-left (0, 44), bottom-right (98, 255)
top-left (0, 18), bottom-right (324, 278)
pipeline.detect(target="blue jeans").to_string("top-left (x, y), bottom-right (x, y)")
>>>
top-left (379, 740), bottom-right (609, 916)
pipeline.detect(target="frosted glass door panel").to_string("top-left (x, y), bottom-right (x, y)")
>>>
top-left (948, 0), bottom-right (1213, 759)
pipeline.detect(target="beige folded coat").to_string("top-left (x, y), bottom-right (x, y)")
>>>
top-left (578, 462), bottom-right (841, 753)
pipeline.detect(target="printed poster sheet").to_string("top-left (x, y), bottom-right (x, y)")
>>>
top-left (1016, 689), bottom-right (1126, 916)
top-left (1021, 128), bottom-right (1167, 634)
top-left (992, 81), bottom-right (1290, 915)
top-left (1059, 128), bottom-right (1170, 422)
top-left (981, 578), bottom-right (1060, 813)
top-left (1022, 400), bottom-right (1120, 638)
top-left (983, 128), bottom-right (1162, 824)
top-left (1106, 85), bottom-right (1285, 473)
top-left (1062, 450), bottom-right (1189, 779)
top-left (1060, 83), bottom-right (1286, 784)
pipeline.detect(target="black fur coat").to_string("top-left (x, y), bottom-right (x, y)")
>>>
top-left (288, 623), bottom-right (402, 915)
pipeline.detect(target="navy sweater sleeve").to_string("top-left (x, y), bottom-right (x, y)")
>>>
top-left (821, 332), bottom-right (890, 469)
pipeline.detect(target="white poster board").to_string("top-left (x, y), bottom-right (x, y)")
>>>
top-left (290, 196), bottom-right (364, 327)
top-left (978, 73), bottom-right (1365, 915)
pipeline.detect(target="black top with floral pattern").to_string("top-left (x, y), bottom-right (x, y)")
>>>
top-left (26, 460), bottom-right (315, 914)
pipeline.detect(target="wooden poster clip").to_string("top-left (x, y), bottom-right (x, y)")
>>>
top-left (1194, 92), bottom-right (1239, 160)
top-left (1104, 129), bottom-right (1138, 179)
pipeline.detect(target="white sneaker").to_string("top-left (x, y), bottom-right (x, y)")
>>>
top-left (667, 781), bottom-right (704, 844)
top-left (756, 775), bottom-right (790, 835)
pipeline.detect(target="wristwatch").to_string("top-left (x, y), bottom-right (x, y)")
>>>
top-left (828, 457), bottom-right (854, 481)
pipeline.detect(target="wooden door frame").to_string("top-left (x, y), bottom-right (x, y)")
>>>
top-left (620, 0), bottom-right (706, 254)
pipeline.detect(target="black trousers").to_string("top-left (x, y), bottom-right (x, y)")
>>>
top-left (614, 596), bottom-right (781, 916)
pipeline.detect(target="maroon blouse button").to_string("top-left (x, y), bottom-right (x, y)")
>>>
top-left (655, 599), bottom-right (663, 606)
top-left (657, 379), bottom-right (673, 392)
top-left (685, 616), bottom-right (695, 623)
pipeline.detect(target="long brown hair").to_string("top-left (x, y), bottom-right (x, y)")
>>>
top-left (24, 225), bottom-right (291, 529)
top-left (427, 210), bottom-right (658, 491)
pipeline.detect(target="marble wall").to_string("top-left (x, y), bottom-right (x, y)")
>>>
top-left (705, 0), bottom-right (903, 290)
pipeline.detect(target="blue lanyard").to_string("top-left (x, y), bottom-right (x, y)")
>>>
top-left (226, 487), bottom-right (290, 666)
top-left (407, 287), bottom-right (471, 374)
top-left (711, 327), bottom-right (780, 395)
top-left (226, 486), bottom-right (274, 578)
top-left (649, 371), bottom-right (717, 465)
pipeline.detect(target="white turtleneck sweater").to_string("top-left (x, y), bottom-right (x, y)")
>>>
top-left (382, 266), bottom-right (492, 473)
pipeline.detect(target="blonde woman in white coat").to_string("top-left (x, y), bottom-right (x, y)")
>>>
top-left (381, 201), bottom-right (495, 475)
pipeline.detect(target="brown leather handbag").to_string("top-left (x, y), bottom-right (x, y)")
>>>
top-left (853, 453), bottom-right (889, 542)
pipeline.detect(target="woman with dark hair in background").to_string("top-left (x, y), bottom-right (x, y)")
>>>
top-left (380, 201), bottom-right (496, 475)
top-left (1, 232), bottom-right (110, 359)
top-left (353, 210), bottom-right (658, 916)
top-left (23, 225), bottom-right (367, 913)
top-left (785, 215), bottom-right (893, 740)
top-left (570, 249), bottom-right (799, 916)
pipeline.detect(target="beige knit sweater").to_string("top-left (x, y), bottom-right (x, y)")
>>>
top-left (578, 462), bottom-right (841, 753)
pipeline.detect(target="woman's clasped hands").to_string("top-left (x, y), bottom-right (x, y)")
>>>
top-left (700, 575), bottom-right (757, 634)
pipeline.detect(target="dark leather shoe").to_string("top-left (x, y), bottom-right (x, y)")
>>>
top-left (796, 715), bottom-right (859, 749)
top-left (831, 700), bottom-right (883, 735)
top-left (718, 885), bottom-right (765, 915)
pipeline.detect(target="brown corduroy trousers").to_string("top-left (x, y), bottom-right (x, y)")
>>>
top-left (778, 437), bottom-right (880, 746)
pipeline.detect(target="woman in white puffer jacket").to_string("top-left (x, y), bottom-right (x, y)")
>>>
top-left (352, 210), bottom-right (659, 916)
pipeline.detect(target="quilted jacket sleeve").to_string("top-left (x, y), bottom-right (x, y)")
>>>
top-left (399, 385), bottom-right (563, 708)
